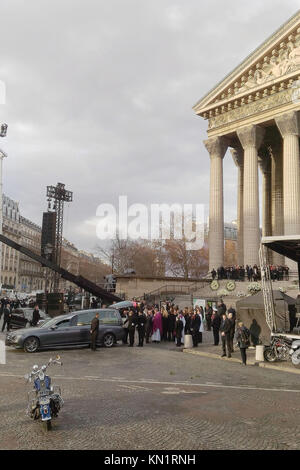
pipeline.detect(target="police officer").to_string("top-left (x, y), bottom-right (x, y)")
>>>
top-left (90, 312), bottom-right (99, 351)
top-left (137, 309), bottom-right (147, 347)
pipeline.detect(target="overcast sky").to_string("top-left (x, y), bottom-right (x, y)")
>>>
top-left (0, 0), bottom-right (299, 253)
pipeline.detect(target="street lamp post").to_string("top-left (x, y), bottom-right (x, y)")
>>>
top-left (0, 123), bottom-right (8, 292)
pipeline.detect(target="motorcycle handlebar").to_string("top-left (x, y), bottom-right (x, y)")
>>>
top-left (26, 358), bottom-right (63, 380)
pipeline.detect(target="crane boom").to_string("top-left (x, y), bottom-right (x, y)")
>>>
top-left (0, 233), bottom-right (122, 303)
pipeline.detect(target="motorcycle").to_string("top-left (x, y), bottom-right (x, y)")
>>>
top-left (289, 339), bottom-right (300, 367)
top-left (264, 335), bottom-right (292, 362)
top-left (25, 355), bottom-right (64, 431)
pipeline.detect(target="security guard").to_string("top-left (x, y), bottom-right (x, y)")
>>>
top-left (90, 312), bottom-right (100, 351)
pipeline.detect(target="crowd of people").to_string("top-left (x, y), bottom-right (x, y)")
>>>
top-left (211, 264), bottom-right (290, 281)
top-left (120, 303), bottom-right (205, 348)
top-left (118, 301), bottom-right (260, 366)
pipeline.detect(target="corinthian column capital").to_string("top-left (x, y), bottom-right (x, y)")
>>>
top-left (237, 125), bottom-right (265, 150)
top-left (275, 111), bottom-right (300, 138)
top-left (231, 147), bottom-right (244, 167)
top-left (204, 136), bottom-right (228, 159)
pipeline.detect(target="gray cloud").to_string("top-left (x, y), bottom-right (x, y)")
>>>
top-left (0, 0), bottom-right (298, 251)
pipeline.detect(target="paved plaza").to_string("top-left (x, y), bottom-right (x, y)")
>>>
top-left (1, 328), bottom-right (300, 450)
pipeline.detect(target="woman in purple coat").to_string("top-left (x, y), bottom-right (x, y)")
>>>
top-left (151, 308), bottom-right (163, 343)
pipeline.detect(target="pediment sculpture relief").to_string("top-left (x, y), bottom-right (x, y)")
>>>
top-left (217, 30), bottom-right (300, 102)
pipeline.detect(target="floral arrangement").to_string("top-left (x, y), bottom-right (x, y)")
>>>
top-left (247, 282), bottom-right (261, 294)
top-left (278, 286), bottom-right (286, 293)
top-left (236, 291), bottom-right (246, 297)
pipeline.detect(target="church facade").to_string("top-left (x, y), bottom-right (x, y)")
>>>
top-left (194, 11), bottom-right (300, 272)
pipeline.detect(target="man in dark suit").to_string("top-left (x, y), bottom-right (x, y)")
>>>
top-left (220, 313), bottom-right (232, 358)
top-left (137, 310), bottom-right (147, 347)
top-left (128, 309), bottom-right (138, 347)
top-left (212, 308), bottom-right (221, 346)
top-left (190, 312), bottom-right (200, 347)
top-left (90, 312), bottom-right (100, 351)
top-left (31, 305), bottom-right (41, 327)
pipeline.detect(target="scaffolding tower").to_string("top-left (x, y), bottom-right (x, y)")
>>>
top-left (259, 244), bottom-right (277, 332)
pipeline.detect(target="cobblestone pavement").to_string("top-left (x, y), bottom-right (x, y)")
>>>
top-left (1, 330), bottom-right (300, 450)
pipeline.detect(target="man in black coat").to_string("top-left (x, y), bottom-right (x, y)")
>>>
top-left (220, 313), bottom-right (232, 358)
top-left (212, 308), bottom-right (221, 346)
top-left (2, 304), bottom-right (12, 332)
top-left (137, 310), bottom-right (147, 347)
top-left (145, 309), bottom-right (153, 343)
top-left (168, 311), bottom-right (176, 341)
top-left (228, 312), bottom-right (236, 353)
top-left (205, 306), bottom-right (212, 331)
top-left (128, 309), bottom-right (138, 347)
top-left (0, 297), bottom-right (5, 319)
top-left (90, 312), bottom-right (99, 351)
top-left (175, 315), bottom-right (184, 347)
top-left (218, 300), bottom-right (227, 316)
top-left (31, 305), bottom-right (41, 327)
top-left (190, 312), bottom-right (200, 347)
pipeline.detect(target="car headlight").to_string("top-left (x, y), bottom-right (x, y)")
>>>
top-left (14, 334), bottom-right (23, 342)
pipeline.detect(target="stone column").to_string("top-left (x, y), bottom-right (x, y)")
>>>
top-left (270, 139), bottom-right (285, 265)
top-left (237, 125), bottom-right (265, 267)
top-left (204, 136), bottom-right (228, 272)
top-left (275, 111), bottom-right (300, 235)
top-left (275, 111), bottom-right (300, 270)
top-left (231, 147), bottom-right (244, 266)
top-left (258, 148), bottom-right (272, 237)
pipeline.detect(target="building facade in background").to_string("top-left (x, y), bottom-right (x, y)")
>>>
top-left (1, 195), bottom-right (21, 288)
top-left (0, 194), bottom-right (109, 293)
top-left (19, 216), bottom-right (45, 292)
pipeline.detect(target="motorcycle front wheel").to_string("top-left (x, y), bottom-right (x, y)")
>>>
top-left (264, 347), bottom-right (277, 362)
top-left (43, 420), bottom-right (52, 431)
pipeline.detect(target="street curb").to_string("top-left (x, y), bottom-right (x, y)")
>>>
top-left (183, 348), bottom-right (255, 365)
top-left (183, 348), bottom-right (300, 374)
top-left (257, 362), bottom-right (300, 375)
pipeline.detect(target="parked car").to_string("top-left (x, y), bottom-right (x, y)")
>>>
top-left (5, 308), bottom-right (125, 353)
top-left (9, 309), bottom-right (30, 329)
top-left (9, 308), bottom-right (49, 329)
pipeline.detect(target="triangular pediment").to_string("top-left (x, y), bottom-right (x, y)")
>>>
top-left (193, 10), bottom-right (300, 117)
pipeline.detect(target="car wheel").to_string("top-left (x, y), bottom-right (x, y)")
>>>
top-left (103, 333), bottom-right (115, 348)
top-left (24, 336), bottom-right (40, 353)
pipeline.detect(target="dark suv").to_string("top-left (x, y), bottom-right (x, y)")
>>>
top-left (5, 308), bottom-right (125, 353)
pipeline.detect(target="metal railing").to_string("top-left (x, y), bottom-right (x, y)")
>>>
top-left (140, 280), bottom-right (210, 300)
